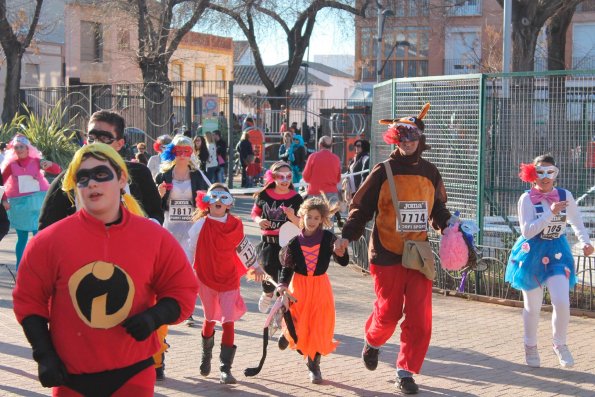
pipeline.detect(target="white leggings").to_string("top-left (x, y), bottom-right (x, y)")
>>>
top-left (522, 275), bottom-right (570, 346)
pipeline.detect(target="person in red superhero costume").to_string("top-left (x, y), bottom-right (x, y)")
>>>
top-left (13, 143), bottom-right (198, 397)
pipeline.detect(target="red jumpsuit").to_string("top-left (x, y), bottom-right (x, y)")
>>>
top-left (13, 207), bottom-right (198, 396)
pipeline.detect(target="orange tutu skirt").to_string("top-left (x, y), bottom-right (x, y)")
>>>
top-left (283, 273), bottom-right (338, 360)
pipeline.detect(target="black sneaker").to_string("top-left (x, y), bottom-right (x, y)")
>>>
top-left (397, 377), bottom-right (419, 394)
top-left (155, 366), bottom-right (165, 381)
top-left (362, 344), bottom-right (379, 371)
top-left (278, 335), bottom-right (289, 351)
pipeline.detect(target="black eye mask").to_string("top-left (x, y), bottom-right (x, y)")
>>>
top-left (75, 165), bottom-right (116, 187)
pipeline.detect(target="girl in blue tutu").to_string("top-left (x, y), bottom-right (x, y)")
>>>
top-left (506, 154), bottom-right (593, 369)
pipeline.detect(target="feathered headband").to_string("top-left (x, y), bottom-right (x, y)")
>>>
top-left (379, 103), bottom-right (430, 145)
top-left (519, 163), bottom-right (538, 183)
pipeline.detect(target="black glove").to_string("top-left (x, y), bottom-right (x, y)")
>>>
top-left (122, 297), bottom-right (181, 341)
top-left (21, 315), bottom-right (68, 387)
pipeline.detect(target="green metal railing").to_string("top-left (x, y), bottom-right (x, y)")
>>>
top-left (369, 70), bottom-right (595, 311)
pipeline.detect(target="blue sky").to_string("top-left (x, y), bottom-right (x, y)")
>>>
top-left (198, 9), bottom-right (356, 65)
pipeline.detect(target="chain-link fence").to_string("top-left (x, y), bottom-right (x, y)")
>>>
top-left (372, 70), bottom-right (595, 311)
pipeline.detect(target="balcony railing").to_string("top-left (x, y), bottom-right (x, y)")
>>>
top-left (535, 56), bottom-right (595, 71)
top-left (361, 60), bottom-right (429, 81)
top-left (445, 0), bottom-right (482, 16)
top-left (444, 58), bottom-right (481, 75)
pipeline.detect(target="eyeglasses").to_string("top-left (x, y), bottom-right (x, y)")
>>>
top-left (87, 129), bottom-right (117, 145)
top-left (202, 190), bottom-right (234, 206)
top-left (75, 165), bottom-right (116, 187)
top-left (354, 144), bottom-right (362, 148)
top-left (274, 171), bottom-right (293, 182)
top-left (13, 144), bottom-right (27, 150)
top-left (173, 146), bottom-right (192, 157)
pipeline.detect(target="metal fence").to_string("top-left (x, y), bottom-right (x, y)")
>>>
top-left (370, 69), bottom-right (595, 311)
top-left (21, 81), bottom-right (372, 169)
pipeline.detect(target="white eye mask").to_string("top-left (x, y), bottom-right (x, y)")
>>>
top-left (535, 165), bottom-right (559, 180)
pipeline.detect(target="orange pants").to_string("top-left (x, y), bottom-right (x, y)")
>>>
top-left (365, 264), bottom-right (432, 374)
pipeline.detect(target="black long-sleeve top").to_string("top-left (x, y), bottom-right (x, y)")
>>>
top-left (278, 229), bottom-right (349, 285)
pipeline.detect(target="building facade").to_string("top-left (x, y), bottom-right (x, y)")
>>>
top-left (354, 0), bottom-right (595, 84)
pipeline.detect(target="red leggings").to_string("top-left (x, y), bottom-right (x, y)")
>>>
top-left (365, 264), bottom-right (432, 374)
top-left (52, 366), bottom-right (155, 397)
top-left (203, 321), bottom-right (235, 346)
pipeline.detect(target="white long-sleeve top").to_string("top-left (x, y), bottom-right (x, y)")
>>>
top-left (518, 189), bottom-right (591, 246)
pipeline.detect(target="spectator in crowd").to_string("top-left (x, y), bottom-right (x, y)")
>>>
top-left (347, 139), bottom-right (371, 194)
top-left (288, 135), bottom-right (307, 184)
top-left (290, 122), bottom-right (301, 136)
top-left (147, 135), bottom-right (172, 178)
top-left (236, 131), bottom-right (254, 188)
top-left (279, 132), bottom-right (293, 162)
top-left (302, 136), bottom-right (342, 224)
top-left (191, 135), bottom-right (209, 172)
top-left (213, 130), bottom-right (228, 183)
top-left (245, 155), bottom-right (263, 188)
top-left (204, 132), bottom-right (219, 183)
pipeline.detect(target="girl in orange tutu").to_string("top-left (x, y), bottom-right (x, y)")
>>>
top-left (276, 197), bottom-right (349, 384)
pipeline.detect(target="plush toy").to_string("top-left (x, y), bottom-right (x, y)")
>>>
top-left (439, 222), bottom-right (469, 270)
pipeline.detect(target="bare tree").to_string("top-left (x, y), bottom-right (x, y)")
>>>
top-left (208, 0), bottom-right (370, 110)
top-left (0, 0), bottom-right (43, 123)
top-left (496, 0), bottom-right (580, 72)
top-left (130, 0), bottom-right (210, 138)
top-left (546, 2), bottom-right (582, 71)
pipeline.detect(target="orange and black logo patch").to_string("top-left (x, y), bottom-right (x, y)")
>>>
top-left (68, 261), bottom-right (135, 329)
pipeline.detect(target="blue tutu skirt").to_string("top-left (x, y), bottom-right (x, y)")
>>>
top-left (505, 234), bottom-right (576, 291)
top-left (7, 191), bottom-right (47, 231)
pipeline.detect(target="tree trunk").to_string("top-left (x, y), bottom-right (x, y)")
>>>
top-left (547, 6), bottom-right (575, 71)
top-left (140, 59), bottom-right (172, 140)
top-left (1, 48), bottom-right (23, 123)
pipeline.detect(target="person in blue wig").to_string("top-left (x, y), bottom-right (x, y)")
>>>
top-left (287, 134), bottom-right (307, 184)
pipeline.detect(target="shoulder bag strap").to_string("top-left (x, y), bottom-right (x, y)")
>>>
top-left (383, 160), bottom-right (402, 231)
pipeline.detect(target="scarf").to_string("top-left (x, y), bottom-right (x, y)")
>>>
top-left (194, 215), bottom-right (247, 292)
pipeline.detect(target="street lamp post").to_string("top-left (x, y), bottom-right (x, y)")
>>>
top-left (376, 1), bottom-right (394, 83)
top-left (378, 40), bottom-right (411, 78)
top-left (301, 62), bottom-right (309, 136)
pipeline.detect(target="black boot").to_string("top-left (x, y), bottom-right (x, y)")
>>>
top-left (219, 345), bottom-right (237, 384)
top-left (200, 332), bottom-right (215, 377)
top-left (307, 353), bottom-right (322, 384)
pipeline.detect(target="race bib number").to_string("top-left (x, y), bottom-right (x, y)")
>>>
top-left (541, 214), bottom-right (566, 240)
top-left (168, 200), bottom-right (193, 222)
top-left (397, 201), bottom-right (428, 232)
top-left (18, 175), bottom-right (41, 194)
top-left (236, 236), bottom-right (258, 268)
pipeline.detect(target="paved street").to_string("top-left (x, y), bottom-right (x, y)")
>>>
top-left (0, 197), bottom-right (594, 396)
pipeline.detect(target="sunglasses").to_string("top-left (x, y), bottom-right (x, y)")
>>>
top-left (75, 165), bottom-right (116, 187)
top-left (87, 129), bottom-right (117, 145)
top-left (173, 146), bottom-right (192, 157)
top-left (202, 190), bottom-right (234, 206)
top-left (274, 171), bottom-right (293, 182)
top-left (535, 165), bottom-right (559, 180)
top-left (395, 125), bottom-right (421, 142)
top-left (354, 144), bottom-right (362, 148)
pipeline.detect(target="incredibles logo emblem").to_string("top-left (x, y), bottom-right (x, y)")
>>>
top-left (68, 261), bottom-right (135, 329)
